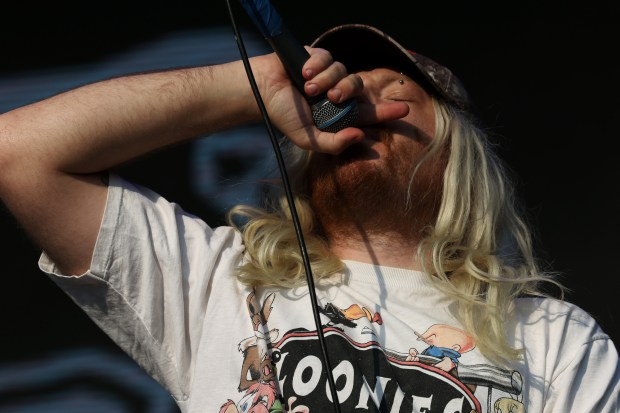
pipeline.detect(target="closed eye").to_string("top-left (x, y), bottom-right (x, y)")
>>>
top-left (382, 90), bottom-right (415, 102)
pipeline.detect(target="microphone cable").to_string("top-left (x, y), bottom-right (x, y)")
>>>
top-left (225, 1), bottom-right (342, 411)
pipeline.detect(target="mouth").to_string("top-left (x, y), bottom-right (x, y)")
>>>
top-left (363, 132), bottom-right (381, 143)
top-left (337, 139), bottom-right (381, 162)
top-left (363, 126), bottom-right (392, 144)
top-left (329, 127), bottom-right (389, 160)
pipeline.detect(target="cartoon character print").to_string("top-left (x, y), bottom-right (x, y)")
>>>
top-left (403, 324), bottom-right (526, 413)
top-left (238, 291), bottom-right (278, 392)
top-left (317, 310), bottom-right (527, 413)
top-left (406, 324), bottom-right (475, 375)
top-left (219, 290), bottom-right (310, 413)
top-left (319, 302), bottom-right (383, 330)
top-left (219, 290), bottom-right (278, 413)
top-left (220, 294), bottom-right (526, 413)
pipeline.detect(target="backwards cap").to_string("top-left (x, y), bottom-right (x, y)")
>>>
top-left (311, 24), bottom-right (471, 110)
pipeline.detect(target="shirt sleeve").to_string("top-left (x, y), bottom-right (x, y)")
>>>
top-left (543, 302), bottom-right (620, 412)
top-left (38, 173), bottom-right (246, 402)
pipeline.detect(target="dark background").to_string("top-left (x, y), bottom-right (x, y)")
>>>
top-left (1, 0), bottom-right (618, 409)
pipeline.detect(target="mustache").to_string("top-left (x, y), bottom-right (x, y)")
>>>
top-left (379, 127), bottom-right (394, 147)
top-left (307, 125), bottom-right (398, 177)
top-left (365, 126), bottom-right (394, 145)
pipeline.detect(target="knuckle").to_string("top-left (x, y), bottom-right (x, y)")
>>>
top-left (351, 74), bottom-right (364, 89)
top-left (332, 61), bottom-right (347, 76)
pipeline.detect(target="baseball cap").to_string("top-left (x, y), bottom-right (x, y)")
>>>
top-left (311, 24), bottom-right (472, 111)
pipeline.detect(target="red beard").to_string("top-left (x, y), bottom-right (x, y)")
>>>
top-left (308, 128), bottom-right (446, 245)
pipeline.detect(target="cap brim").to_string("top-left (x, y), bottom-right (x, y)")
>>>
top-left (311, 24), bottom-right (470, 110)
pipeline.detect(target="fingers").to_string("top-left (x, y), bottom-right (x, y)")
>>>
top-left (358, 101), bottom-right (410, 125)
top-left (296, 127), bottom-right (365, 155)
top-left (289, 47), bottom-right (410, 154)
top-left (302, 47), bottom-right (409, 122)
top-left (296, 100), bottom-right (409, 154)
top-left (301, 47), bottom-right (337, 82)
top-left (302, 47), bottom-right (361, 103)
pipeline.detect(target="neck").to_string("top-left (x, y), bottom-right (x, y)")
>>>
top-left (327, 230), bottom-right (423, 271)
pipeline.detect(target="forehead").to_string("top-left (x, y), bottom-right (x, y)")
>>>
top-left (354, 64), bottom-right (436, 96)
top-left (357, 67), bottom-right (436, 138)
top-left (357, 68), bottom-right (432, 96)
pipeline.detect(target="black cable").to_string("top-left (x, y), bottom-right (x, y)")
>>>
top-left (225, 1), bottom-right (342, 411)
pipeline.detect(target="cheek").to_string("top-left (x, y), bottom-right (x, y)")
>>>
top-left (388, 117), bottom-right (437, 169)
top-left (388, 137), bottom-right (447, 205)
top-left (389, 104), bottom-right (436, 148)
top-left (411, 104), bottom-right (436, 140)
top-left (414, 143), bottom-right (448, 186)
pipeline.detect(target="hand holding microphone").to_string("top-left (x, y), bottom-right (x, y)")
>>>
top-left (238, 0), bottom-right (358, 133)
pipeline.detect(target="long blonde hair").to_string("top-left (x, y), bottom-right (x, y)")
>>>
top-left (227, 98), bottom-right (564, 364)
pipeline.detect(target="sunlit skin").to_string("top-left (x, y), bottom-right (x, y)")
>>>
top-left (347, 68), bottom-right (436, 159)
top-left (308, 68), bottom-right (446, 270)
top-left (0, 47), bottom-right (434, 275)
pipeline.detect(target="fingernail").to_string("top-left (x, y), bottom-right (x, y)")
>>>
top-left (329, 88), bottom-right (342, 102)
top-left (306, 83), bottom-right (318, 95)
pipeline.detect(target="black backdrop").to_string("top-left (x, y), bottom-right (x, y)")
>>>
top-left (1, 0), bottom-right (618, 393)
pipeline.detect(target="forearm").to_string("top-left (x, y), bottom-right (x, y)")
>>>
top-left (0, 46), bottom-right (373, 274)
top-left (0, 59), bottom-right (258, 274)
top-left (0, 61), bottom-right (257, 176)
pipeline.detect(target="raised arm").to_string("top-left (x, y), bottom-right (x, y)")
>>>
top-left (0, 46), bottom-right (405, 276)
top-left (0, 60), bottom-right (259, 276)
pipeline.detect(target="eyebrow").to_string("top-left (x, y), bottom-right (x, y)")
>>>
top-left (371, 69), bottom-right (408, 86)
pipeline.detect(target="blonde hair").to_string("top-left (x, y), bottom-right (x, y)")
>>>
top-left (227, 98), bottom-right (564, 364)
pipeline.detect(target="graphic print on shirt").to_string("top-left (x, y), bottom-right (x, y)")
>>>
top-left (219, 290), bottom-right (289, 413)
top-left (219, 291), bottom-right (527, 413)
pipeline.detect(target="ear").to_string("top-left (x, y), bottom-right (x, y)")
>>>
top-left (261, 292), bottom-right (276, 322)
top-left (246, 290), bottom-right (257, 316)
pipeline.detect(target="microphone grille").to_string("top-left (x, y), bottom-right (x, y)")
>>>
top-left (312, 99), bottom-right (359, 133)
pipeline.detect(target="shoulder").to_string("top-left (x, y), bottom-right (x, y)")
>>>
top-left (513, 297), bottom-right (620, 410)
top-left (515, 296), bottom-right (596, 320)
top-left (512, 296), bottom-right (610, 344)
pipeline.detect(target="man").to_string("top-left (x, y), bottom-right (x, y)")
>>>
top-left (0, 23), bottom-right (618, 412)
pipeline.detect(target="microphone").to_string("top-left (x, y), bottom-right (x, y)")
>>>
top-left (238, 0), bottom-right (358, 133)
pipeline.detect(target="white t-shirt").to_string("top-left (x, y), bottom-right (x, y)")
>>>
top-left (40, 174), bottom-right (620, 413)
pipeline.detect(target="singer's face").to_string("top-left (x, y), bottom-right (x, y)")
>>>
top-left (310, 67), bottom-right (439, 173)
top-left (353, 67), bottom-right (436, 157)
top-left (308, 68), bottom-right (447, 239)
top-left (311, 68), bottom-right (437, 168)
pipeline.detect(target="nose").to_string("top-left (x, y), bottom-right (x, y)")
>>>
top-left (355, 71), bottom-right (379, 104)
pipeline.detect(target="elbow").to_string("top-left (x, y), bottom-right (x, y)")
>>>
top-left (0, 116), bottom-right (37, 203)
top-left (0, 119), bottom-right (16, 197)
